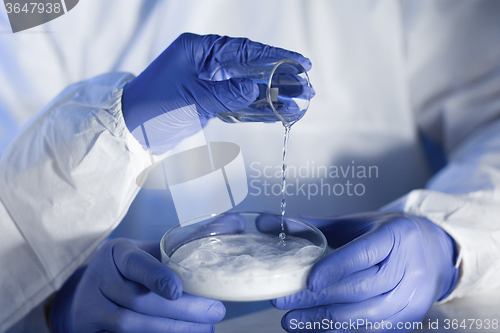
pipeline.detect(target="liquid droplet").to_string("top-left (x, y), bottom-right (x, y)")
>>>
top-left (279, 232), bottom-right (286, 240)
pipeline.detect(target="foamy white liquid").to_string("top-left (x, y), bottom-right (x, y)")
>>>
top-left (165, 234), bottom-right (323, 301)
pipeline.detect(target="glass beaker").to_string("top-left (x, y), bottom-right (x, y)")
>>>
top-left (212, 59), bottom-right (313, 126)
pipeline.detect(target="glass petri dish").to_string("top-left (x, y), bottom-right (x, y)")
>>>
top-left (160, 212), bottom-right (327, 301)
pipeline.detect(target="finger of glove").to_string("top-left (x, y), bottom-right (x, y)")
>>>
top-left (273, 261), bottom-right (403, 309)
top-left (356, 297), bottom-right (429, 333)
top-left (272, 73), bottom-right (314, 98)
top-left (307, 225), bottom-right (394, 292)
top-left (134, 240), bottom-right (162, 261)
top-left (255, 213), bottom-right (312, 235)
top-left (299, 212), bottom-right (399, 248)
top-left (299, 216), bottom-right (374, 246)
top-left (281, 292), bottom-right (409, 333)
top-left (105, 278), bottom-right (225, 324)
top-left (196, 78), bottom-right (259, 114)
top-left (351, 313), bottom-right (423, 333)
top-left (300, 212), bottom-right (401, 230)
top-left (191, 34), bottom-right (312, 72)
top-left (113, 241), bottom-right (182, 300)
top-left (101, 307), bottom-right (215, 333)
top-left (277, 85), bottom-right (316, 108)
top-left (176, 213), bottom-right (246, 245)
top-left (275, 97), bottom-right (302, 116)
top-left (210, 212), bottom-right (247, 232)
top-left (324, 287), bottom-right (431, 333)
top-left (256, 214), bottom-right (375, 246)
top-left (272, 77), bottom-right (315, 116)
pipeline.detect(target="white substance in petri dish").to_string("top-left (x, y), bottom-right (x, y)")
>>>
top-left (166, 233), bottom-right (323, 301)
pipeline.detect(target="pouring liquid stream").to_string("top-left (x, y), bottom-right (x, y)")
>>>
top-left (279, 125), bottom-right (291, 247)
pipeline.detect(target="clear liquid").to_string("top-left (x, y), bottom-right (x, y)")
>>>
top-left (279, 125), bottom-right (291, 246)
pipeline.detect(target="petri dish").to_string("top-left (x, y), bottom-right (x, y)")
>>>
top-left (160, 212), bottom-right (327, 301)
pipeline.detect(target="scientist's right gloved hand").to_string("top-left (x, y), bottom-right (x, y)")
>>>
top-left (266, 211), bottom-right (460, 333)
top-left (51, 238), bottom-right (224, 333)
top-left (122, 32), bottom-right (312, 154)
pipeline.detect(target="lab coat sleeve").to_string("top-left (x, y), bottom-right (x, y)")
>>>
top-left (383, 118), bottom-right (500, 302)
top-left (0, 72), bottom-right (151, 332)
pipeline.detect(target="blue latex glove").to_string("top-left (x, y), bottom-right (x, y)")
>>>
top-left (122, 32), bottom-right (312, 154)
top-left (51, 238), bottom-right (225, 333)
top-left (272, 211), bottom-right (460, 333)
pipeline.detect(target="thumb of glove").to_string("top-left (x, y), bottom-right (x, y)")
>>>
top-left (299, 214), bottom-right (382, 249)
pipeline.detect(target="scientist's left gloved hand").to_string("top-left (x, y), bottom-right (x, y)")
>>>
top-left (122, 32), bottom-right (312, 154)
top-left (51, 238), bottom-right (224, 333)
top-left (272, 211), bottom-right (460, 333)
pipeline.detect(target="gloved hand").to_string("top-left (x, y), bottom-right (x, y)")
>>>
top-left (122, 32), bottom-right (312, 154)
top-left (272, 211), bottom-right (460, 333)
top-left (51, 238), bottom-right (225, 333)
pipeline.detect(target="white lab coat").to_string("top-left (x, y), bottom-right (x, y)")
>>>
top-left (1, 0), bottom-right (500, 331)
